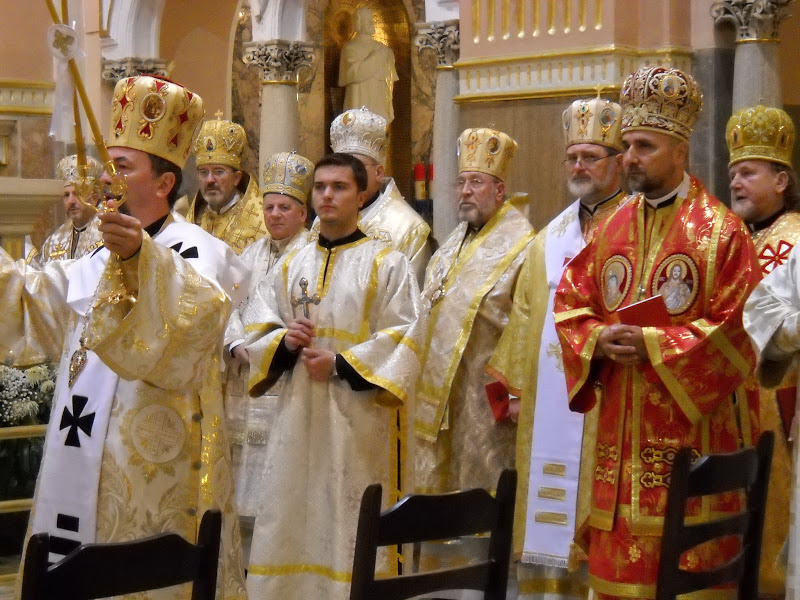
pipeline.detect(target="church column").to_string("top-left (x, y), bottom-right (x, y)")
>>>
top-left (712, 0), bottom-right (793, 110)
top-left (415, 20), bottom-right (460, 242)
top-left (243, 40), bottom-right (315, 185)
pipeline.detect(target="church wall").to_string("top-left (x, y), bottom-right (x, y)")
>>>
top-left (160, 0), bottom-right (239, 121)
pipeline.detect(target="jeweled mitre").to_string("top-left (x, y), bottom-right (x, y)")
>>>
top-left (330, 107), bottom-right (388, 165)
top-left (620, 66), bottom-right (702, 142)
top-left (56, 154), bottom-right (102, 185)
top-left (108, 75), bottom-right (204, 168)
top-left (563, 97), bottom-right (623, 151)
top-left (457, 127), bottom-right (518, 182)
top-left (262, 151), bottom-right (315, 205)
top-left (727, 105), bottom-right (795, 168)
top-left (193, 117), bottom-right (247, 170)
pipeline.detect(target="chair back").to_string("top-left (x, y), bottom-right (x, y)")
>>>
top-left (656, 432), bottom-right (774, 600)
top-left (349, 469), bottom-right (516, 600)
top-left (20, 509), bottom-right (222, 600)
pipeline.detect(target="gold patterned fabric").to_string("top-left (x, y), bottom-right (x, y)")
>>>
top-left (33, 218), bottom-right (104, 264)
top-left (222, 228), bottom-right (309, 518)
top-left (415, 195), bottom-right (534, 494)
top-left (457, 127), bottom-right (518, 182)
top-left (737, 210), bottom-right (800, 596)
top-left (310, 177), bottom-right (432, 285)
top-left (1, 219), bottom-right (249, 600)
top-left (727, 104), bottom-right (796, 168)
top-left (186, 173), bottom-right (267, 255)
top-left (244, 235), bottom-right (423, 600)
top-left (488, 192), bottom-right (624, 599)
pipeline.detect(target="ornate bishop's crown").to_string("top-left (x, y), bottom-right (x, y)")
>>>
top-left (262, 151), bottom-right (315, 205)
top-left (56, 154), bottom-right (102, 185)
top-left (726, 105), bottom-right (796, 168)
top-left (563, 97), bottom-right (623, 151)
top-left (192, 115), bottom-right (247, 170)
top-left (329, 107), bottom-right (388, 165)
top-left (457, 127), bottom-right (517, 182)
top-left (108, 75), bottom-right (204, 168)
top-left (620, 66), bottom-right (702, 142)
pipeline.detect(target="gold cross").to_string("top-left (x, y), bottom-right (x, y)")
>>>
top-left (214, 109), bottom-right (224, 120)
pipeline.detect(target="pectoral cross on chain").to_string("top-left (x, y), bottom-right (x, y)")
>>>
top-left (291, 277), bottom-right (320, 318)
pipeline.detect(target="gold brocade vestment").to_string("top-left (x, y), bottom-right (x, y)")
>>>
top-left (487, 192), bottom-right (624, 600)
top-left (737, 209), bottom-right (800, 597)
top-left (223, 228), bottom-right (309, 517)
top-left (1, 218), bottom-right (249, 600)
top-left (554, 177), bottom-right (759, 599)
top-left (311, 178), bottom-right (432, 285)
top-left (415, 195), bottom-right (534, 494)
top-left (31, 217), bottom-right (104, 264)
top-left (186, 173), bottom-right (267, 254)
top-left (244, 234), bottom-right (423, 600)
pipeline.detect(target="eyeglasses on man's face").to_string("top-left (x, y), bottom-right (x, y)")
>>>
top-left (564, 154), bottom-right (614, 168)
top-left (197, 168), bottom-right (234, 180)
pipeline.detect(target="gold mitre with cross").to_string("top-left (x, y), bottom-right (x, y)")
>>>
top-left (192, 111), bottom-right (247, 170)
top-left (457, 127), bottom-right (518, 182)
top-left (563, 96), bottom-right (623, 151)
top-left (56, 154), bottom-right (102, 185)
top-left (330, 107), bottom-right (388, 165)
top-left (726, 105), bottom-right (796, 168)
top-left (620, 65), bottom-right (703, 142)
top-left (262, 151), bottom-right (314, 205)
top-left (108, 75), bottom-right (204, 168)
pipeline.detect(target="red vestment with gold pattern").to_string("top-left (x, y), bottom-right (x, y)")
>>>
top-left (554, 177), bottom-right (760, 599)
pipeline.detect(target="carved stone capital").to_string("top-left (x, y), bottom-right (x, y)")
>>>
top-left (101, 57), bottom-right (173, 83)
top-left (242, 40), bottom-right (315, 84)
top-left (711, 0), bottom-right (794, 41)
top-left (414, 20), bottom-right (460, 67)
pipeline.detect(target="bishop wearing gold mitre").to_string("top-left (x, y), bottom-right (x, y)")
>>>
top-left (487, 96), bottom-right (625, 599)
top-left (727, 105), bottom-right (800, 599)
top-left (2, 74), bottom-right (249, 600)
top-left (554, 66), bottom-right (759, 599)
top-left (185, 114), bottom-right (267, 254)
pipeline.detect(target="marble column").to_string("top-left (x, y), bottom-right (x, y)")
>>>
top-left (712, 0), bottom-right (793, 110)
top-left (100, 57), bottom-right (173, 84)
top-left (415, 20), bottom-right (460, 243)
top-left (243, 40), bottom-right (315, 185)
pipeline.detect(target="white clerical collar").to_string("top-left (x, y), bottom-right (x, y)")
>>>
top-left (644, 173), bottom-right (690, 208)
top-left (214, 192), bottom-right (241, 215)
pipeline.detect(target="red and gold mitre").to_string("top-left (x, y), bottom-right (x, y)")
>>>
top-left (563, 97), bottom-right (623, 151)
top-left (262, 151), bottom-right (314, 205)
top-left (330, 107), bottom-right (388, 165)
top-left (620, 66), bottom-right (702, 142)
top-left (457, 127), bottom-right (517, 182)
top-left (727, 105), bottom-right (796, 168)
top-left (108, 75), bottom-right (204, 168)
top-left (56, 154), bottom-right (102, 185)
top-left (192, 116), bottom-right (247, 170)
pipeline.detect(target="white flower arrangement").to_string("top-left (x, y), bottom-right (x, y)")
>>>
top-left (0, 364), bottom-right (58, 427)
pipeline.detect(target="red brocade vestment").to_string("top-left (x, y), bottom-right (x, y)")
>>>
top-left (554, 177), bottom-right (760, 599)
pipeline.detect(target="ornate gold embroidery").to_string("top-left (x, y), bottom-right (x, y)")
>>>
top-left (597, 442), bottom-right (618, 462)
top-left (640, 471), bottom-right (670, 489)
top-left (595, 465), bottom-right (616, 484)
top-left (543, 463), bottom-right (567, 477)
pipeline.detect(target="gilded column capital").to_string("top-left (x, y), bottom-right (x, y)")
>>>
top-left (711, 0), bottom-right (794, 41)
top-left (100, 57), bottom-right (173, 83)
top-left (414, 20), bottom-right (460, 68)
top-left (242, 39), bottom-right (315, 84)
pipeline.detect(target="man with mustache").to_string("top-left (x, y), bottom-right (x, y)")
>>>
top-left (554, 66), bottom-right (759, 599)
top-left (728, 105), bottom-right (799, 599)
top-left (414, 128), bottom-right (534, 573)
top-left (29, 154), bottom-right (104, 264)
top-left (488, 96), bottom-right (625, 599)
top-left (185, 114), bottom-right (267, 254)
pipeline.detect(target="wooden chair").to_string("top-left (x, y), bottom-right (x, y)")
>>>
top-left (349, 469), bottom-right (516, 600)
top-left (656, 432), bottom-right (774, 600)
top-left (20, 509), bottom-right (222, 600)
